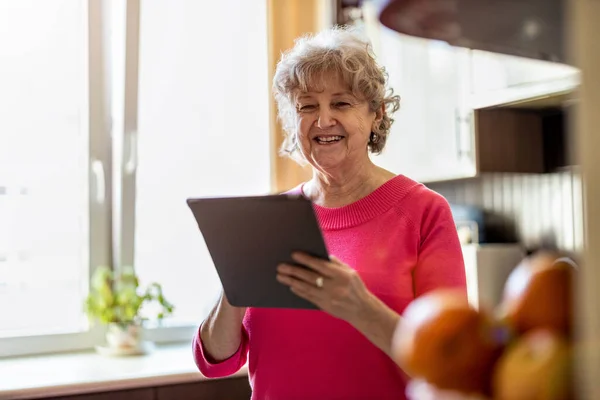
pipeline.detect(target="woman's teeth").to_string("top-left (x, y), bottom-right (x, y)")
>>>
top-left (316, 136), bottom-right (343, 144)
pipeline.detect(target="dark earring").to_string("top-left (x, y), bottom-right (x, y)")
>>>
top-left (370, 132), bottom-right (378, 144)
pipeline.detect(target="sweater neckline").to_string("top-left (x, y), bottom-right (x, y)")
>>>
top-left (294, 175), bottom-right (417, 230)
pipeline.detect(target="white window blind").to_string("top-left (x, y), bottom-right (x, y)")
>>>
top-left (0, 0), bottom-right (90, 338)
top-left (132, 0), bottom-right (271, 326)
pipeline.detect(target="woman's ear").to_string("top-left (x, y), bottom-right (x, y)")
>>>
top-left (373, 103), bottom-right (385, 129)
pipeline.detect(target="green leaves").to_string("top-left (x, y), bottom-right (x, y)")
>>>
top-left (84, 266), bottom-right (175, 326)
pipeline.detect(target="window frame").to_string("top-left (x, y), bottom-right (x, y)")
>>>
top-left (0, 0), bottom-right (113, 358)
top-left (110, 0), bottom-right (197, 344)
top-left (1, 0), bottom-right (256, 359)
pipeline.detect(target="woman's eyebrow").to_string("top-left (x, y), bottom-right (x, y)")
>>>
top-left (331, 91), bottom-right (353, 97)
top-left (296, 91), bottom-right (355, 101)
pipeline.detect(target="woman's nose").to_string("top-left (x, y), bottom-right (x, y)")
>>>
top-left (317, 107), bottom-right (336, 129)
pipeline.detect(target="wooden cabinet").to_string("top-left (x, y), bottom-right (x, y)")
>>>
top-left (475, 108), bottom-right (545, 173)
top-left (156, 378), bottom-right (251, 400)
top-left (43, 377), bottom-right (251, 400)
top-left (47, 388), bottom-right (154, 400)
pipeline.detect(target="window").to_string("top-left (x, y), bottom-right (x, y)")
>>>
top-left (132, 0), bottom-right (270, 328)
top-left (0, 0), bottom-right (111, 357)
top-left (1, 0), bottom-right (270, 357)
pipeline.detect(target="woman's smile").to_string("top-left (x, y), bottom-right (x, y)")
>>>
top-left (314, 134), bottom-right (345, 145)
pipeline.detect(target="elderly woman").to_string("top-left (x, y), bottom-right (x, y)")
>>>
top-left (193, 27), bottom-right (466, 399)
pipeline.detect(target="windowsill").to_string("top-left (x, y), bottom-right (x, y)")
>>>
top-left (0, 342), bottom-right (248, 400)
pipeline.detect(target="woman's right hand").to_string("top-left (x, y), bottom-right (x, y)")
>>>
top-left (199, 290), bottom-right (247, 361)
top-left (222, 292), bottom-right (247, 320)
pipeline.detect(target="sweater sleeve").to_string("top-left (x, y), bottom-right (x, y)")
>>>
top-left (192, 323), bottom-right (249, 378)
top-left (413, 191), bottom-right (467, 298)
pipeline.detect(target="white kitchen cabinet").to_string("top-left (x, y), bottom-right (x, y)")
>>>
top-left (371, 27), bottom-right (477, 182)
top-left (469, 50), bottom-right (580, 109)
top-left (367, 24), bottom-right (570, 183)
top-left (362, 0), bottom-right (576, 183)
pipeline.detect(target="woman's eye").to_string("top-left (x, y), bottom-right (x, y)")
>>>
top-left (298, 105), bottom-right (316, 112)
top-left (334, 102), bottom-right (351, 108)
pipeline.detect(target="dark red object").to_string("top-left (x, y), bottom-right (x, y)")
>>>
top-left (374, 0), bottom-right (568, 64)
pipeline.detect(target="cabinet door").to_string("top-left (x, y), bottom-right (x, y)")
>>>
top-left (469, 50), bottom-right (580, 108)
top-left (371, 28), bottom-right (476, 183)
top-left (155, 377), bottom-right (252, 400)
top-left (48, 388), bottom-right (154, 400)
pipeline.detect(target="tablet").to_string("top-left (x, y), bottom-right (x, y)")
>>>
top-left (186, 194), bottom-right (329, 309)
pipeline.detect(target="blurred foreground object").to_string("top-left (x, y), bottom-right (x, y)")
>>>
top-left (392, 289), bottom-right (503, 396)
top-left (497, 251), bottom-right (576, 337)
top-left (394, 250), bottom-right (577, 399)
top-left (492, 328), bottom-right (574, 400)
top-left (374, 0), bottom-right (568, 64)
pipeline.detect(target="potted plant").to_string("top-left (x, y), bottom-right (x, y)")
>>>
top-left (84, 265), bottom-right (175, 356)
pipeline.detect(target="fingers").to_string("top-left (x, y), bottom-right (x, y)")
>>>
top-left (289, 282), bottom-right (323, 306)
top-left (290, 252), bottom-right (342, 277)
top-left (276, 252), bottom-right (349, 311)
top-left (329, 255), bottom-right (342, 263)
top-left (276, 267), bottom-right (326, 308)
top-left (276, 263), bottom-right (323, 287)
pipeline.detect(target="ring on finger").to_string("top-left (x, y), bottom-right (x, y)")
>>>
top-left (315, 276), bottom-right (324, 288)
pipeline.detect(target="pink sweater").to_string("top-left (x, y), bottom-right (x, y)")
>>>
top-left (193, 175), bottom-right (467, 400)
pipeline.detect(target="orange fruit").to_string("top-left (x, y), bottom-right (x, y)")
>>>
top-left (492, 328), bottom-right (574, 400)
top-left (392, 288), bottom-right (504, 396)
top-left (498, 251), bottom-right (576, 337)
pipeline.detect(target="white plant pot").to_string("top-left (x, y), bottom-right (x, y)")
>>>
top-left (96, 323), bottom-right (154, 357)
top-left (105, 322), bottom-right (141, 349)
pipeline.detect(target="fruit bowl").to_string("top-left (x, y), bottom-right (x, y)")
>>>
top-left (394, 251), bottom-right (577, 400)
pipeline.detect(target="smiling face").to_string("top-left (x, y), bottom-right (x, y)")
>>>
top-left (294, 75), bottom-right (380, 174)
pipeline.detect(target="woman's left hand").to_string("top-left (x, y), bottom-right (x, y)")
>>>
top-left (276, 252), bottom-right (373, 324)
top-left (277, 252), bottom-right (401, 357)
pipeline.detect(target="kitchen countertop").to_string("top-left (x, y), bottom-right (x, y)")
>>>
top-left (0, 342), bottom-right (248, 400)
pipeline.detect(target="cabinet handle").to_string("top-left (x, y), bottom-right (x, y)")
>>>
top-left (455, 109), bottom-right (474, 161)
top-left (455, 109), bottom-right (464, 159)
top-left (464, 112), bottom-right (473, 161)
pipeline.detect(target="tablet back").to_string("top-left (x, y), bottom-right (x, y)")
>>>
top-left (186, 194), bottom-right (329, 309)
